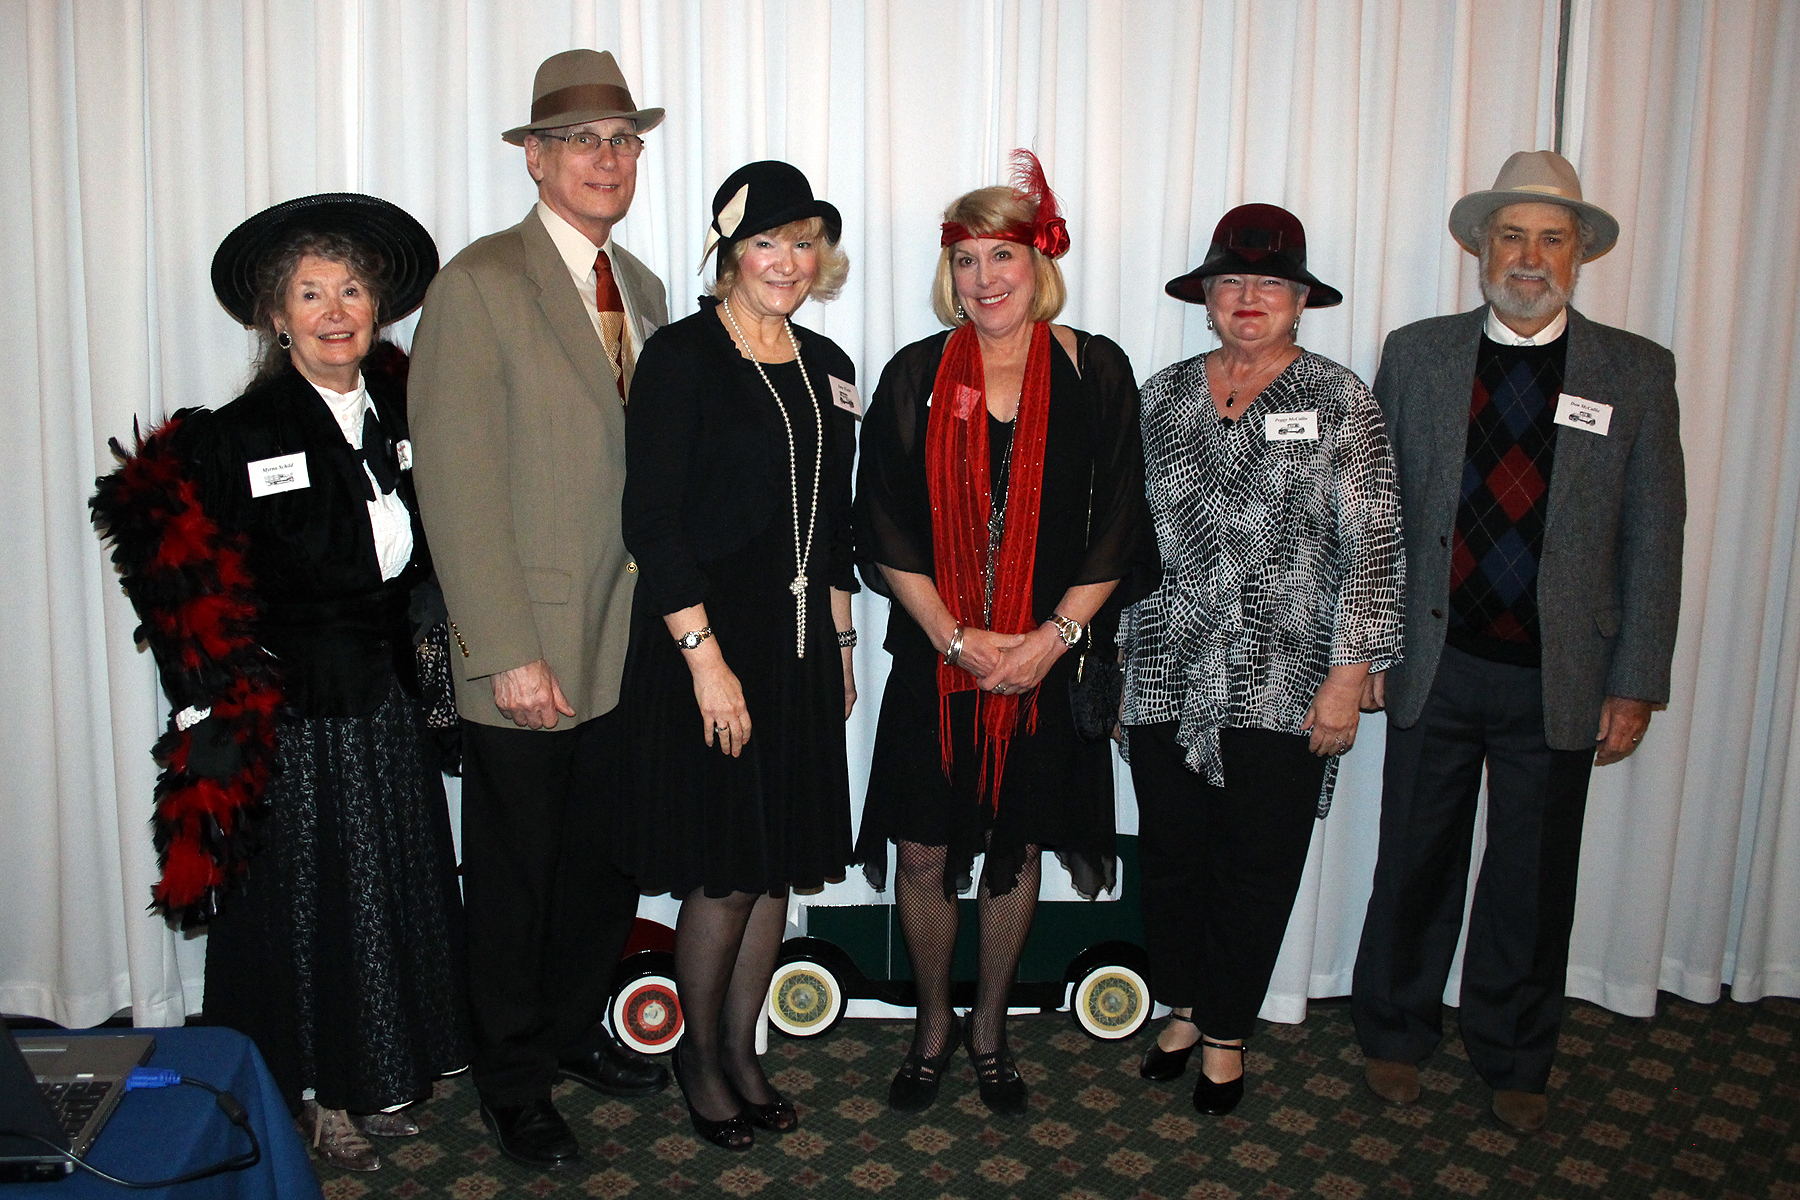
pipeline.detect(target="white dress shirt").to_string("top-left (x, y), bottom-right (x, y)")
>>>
top-left (534, 200), bottom-right (646, 357)
top-left (1485, 305), bottom-right (1568, 346)
top-left (310, 376), bottom-right (414, 581)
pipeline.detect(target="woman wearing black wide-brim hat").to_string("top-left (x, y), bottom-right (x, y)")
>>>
top-left (1118, 203), bottom-right (1402, 1116)
top-left (92, 193), bottom-right (468, 1172)
top-left (614, 161), bottom-right (858, 1151)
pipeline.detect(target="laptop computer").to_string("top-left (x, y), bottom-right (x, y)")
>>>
top-left (0, 1022), bottom-right (156, 1182)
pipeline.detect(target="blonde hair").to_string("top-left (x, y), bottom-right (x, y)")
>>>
top-left (710, 217), bottom-right (850, 305)
top-left (930, 185), bottom-right (1067, 327)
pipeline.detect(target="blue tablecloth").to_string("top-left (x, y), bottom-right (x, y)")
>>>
top-left (9, 1026), bottom-right (321, 1199)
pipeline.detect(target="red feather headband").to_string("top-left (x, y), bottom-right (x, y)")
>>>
top-left (940, 148), bottom-right (1071, 259)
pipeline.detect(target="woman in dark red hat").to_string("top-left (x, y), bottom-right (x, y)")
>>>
top-left (616, 161), bottom-right (858, 1151)
top-left (92, 194), bottom-right (467, 1172)
top-left (853, 151), bottom-right (1157, 1118)
top-left (1119, 204), bottom-right (1402, 1115)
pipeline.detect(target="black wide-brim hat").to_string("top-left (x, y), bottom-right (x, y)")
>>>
top-left (1165, 203), bottom-right (1342, 308)
top-left (703, 161), bottom-right (842, 268)
top-left (210, 193), bottom-right (439, 328)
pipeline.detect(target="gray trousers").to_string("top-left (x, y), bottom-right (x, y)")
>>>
top-left (1351, 645), bottom-right (1595, 1093)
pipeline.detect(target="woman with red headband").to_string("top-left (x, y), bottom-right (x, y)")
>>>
top-left (853, 152), bottom-right (1156, 1116)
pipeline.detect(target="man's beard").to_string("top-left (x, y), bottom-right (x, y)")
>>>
top-left (1480, 248), bottom-right (1578, 325)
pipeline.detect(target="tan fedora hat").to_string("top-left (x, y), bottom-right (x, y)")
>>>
top-left (1448, 150), bottom-right (1619, 262)
top-left (502, 49), bottom-right (664, 145)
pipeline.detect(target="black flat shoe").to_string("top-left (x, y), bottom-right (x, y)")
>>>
top-left (558, 1039), bottom-right (671, 1098)
top-left (672, 1045), bottom-right (753, 1152)
top-left (1192, 1039), bottom-right (1247, 1117)
top-left (729, 1080), bottom-right (799, 1133)
top-left (478, 1096), bottom-right (580, 1169)
top-left (1139, 1012), bottom-right (1199, 1082)
top-left (888, 1015), bottom-right (962, 1113)
top-left (966, 1023), bottom-right (1028, 1118)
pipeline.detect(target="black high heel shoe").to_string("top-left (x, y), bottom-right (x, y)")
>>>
top-left (728, 1079), bottom-right (799, 1133)
top-left (1139, 1012), bottom-right (1199, 1082)
top-left (888, 1014), bottom-right (962, 1113)
top-left (1191, 1038), bottom-right (1247, 1116)
top-left (965, 1022), bottom-right (1028, 1117)
top-left (672, 1044), bottom-right (754, 1151)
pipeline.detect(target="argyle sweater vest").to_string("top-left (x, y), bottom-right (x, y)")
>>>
top-left (1445, 333), bottom-right (1566, 667)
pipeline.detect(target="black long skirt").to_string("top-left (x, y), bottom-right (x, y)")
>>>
top-left (201, 681), bottom-right (469, 1113)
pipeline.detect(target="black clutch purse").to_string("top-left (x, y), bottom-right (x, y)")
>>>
top-left (1068, 649), bottom-right (1122, 742)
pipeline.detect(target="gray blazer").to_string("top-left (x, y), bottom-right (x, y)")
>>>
top-left (409, 210), bottom-right (668, 728)
top-left (1375, 306), bottom-right (1685, 750)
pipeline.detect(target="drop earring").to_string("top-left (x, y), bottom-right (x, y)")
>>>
top-left (277, 330), bottom-right (292, 350)
top-left (956, 302), bottom-right (967, 321)
top-left (1205, 314), bottom-right (1215, 332)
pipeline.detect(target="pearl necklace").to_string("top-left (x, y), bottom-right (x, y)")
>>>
top-left (722, 298), bottom-right (824, 658)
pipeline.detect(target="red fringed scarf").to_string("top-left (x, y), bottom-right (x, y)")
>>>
top-left (926, 321), bottom-right (1054, 808)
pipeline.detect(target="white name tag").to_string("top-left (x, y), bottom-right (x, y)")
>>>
top-left (395, 439), bottom-right (413, 470)
top-left (1554, 394), bottom-right (1613, 435)
top-left (829, 375), bottom-right (862, 418)
top-left (1264, 410), bottom-right (1319, 442)
top-left (247, 453), bottom-right (310, 497)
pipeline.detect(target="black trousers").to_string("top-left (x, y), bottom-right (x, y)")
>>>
top-left (1129, 723), bottom-right (1326, 1039)
top-left (1351, 645), bottom-right (1595, 1093)
top-left (460, 711), bottom-right (641, 1105)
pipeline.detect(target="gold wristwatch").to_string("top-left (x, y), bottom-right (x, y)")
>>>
top-left (1047, 613), bottom-right (1085, 647)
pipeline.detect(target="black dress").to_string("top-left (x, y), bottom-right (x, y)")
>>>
top-left (170, 360), bottom-right (468, 1114)
top-left (617, 301), bottom-right (858, 898)
top-left (852, 328), bottom-right (1156, 900)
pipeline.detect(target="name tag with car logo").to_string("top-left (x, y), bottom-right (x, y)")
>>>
top-left (829, 375), bottom-right (862, 418)
top-left (1554, 394), bottom-right (1613, 435)
top-left (247, 453), bottom-right (310, 497)
top-left (1264, 411), bottom-right (1319, 442)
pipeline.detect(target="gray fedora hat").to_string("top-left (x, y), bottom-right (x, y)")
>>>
top-left (1448, 150), bottom-right (1620, 262)
top-left (502, 49), bottom-right (664, 145)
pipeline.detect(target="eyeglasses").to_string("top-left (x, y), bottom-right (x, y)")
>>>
top-left (534, 130), bottom-right (645, 159)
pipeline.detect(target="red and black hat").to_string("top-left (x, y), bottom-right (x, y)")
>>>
top-left (1165, 203), bottom-right (1342, 308)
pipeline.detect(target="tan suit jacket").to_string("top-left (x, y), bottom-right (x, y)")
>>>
top-left (409, 210), bottom-right (668, 728)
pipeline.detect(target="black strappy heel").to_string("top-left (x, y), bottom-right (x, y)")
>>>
top-left (888, 1014), bottom-right (962, 1113)
top-left (1192, 1038), bottom-right (1248, 1116)
top-left (965, 1022), bottom-right (1028, 1117)
top-left (1139, 1011), bottom-right (1199, 1081)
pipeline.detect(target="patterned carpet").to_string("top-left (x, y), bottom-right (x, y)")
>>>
top-left (317, 995), bottom-right (1800, 1200)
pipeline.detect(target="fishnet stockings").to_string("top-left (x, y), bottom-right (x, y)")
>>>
top-left (673, 888), bottom-right (787, 1122)
top-left (894, 838), bottom-right (1042, 1058)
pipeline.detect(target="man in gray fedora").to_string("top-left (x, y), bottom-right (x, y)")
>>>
top-left (410, 48), bottom-right (669, 1168)
top-left (1350, 151), bottom-right (1686, 1133)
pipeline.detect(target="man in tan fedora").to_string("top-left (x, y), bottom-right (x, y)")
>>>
top-left (1351, 151), bottom-right (1686, 1133)
top-left (410, 48), bottom-right (669, 1168)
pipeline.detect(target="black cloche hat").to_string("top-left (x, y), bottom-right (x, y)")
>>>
top-left (210, 193), bottom-right (439, 327)
top-left (701, 161), bottom-right (842, 270)
top-left (1165, 203), bottom-right (1342, 308)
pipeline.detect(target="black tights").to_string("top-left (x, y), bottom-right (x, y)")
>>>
top-left (673, 888), bottom-right (787, 1122)
top-left (894, 839), bottom-right (1041, 1058)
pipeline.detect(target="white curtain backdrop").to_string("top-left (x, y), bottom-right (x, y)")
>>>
top-left (2, 0), bottom-right (1794, 1030)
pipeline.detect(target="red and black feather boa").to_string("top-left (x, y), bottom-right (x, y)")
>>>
top-left (91, 411), bottom-right (283, 928)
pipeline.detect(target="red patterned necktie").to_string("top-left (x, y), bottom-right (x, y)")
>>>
top-left (594, 250), bottom-right (627, 399)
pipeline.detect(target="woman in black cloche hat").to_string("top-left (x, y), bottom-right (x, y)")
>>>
top-left (92, 194), bottom-right (467, 1173)
top-left (1117, 203), bottom-right (1403, 1116)
top-left (615, 161), bottom-right (858, 1151)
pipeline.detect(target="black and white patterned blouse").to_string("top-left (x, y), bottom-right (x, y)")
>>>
top-left (1119, 350), bottom-right (1404, 814)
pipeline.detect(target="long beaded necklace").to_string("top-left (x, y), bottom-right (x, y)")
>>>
top-left (722, 298), bottom-right (824, 658)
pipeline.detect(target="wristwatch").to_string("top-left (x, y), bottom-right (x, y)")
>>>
top-left (1046, 613), bottom-right (1085, 647)
top-left (676, 626), bottom-right (714, 650)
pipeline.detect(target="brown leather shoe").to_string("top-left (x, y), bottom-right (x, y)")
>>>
top-left (1363, 1058), bottom-right (1421, 1104)
top-left (1491, 1089), bottom-right (1548, 1132)
top-left (298, 1100), bottom-right (381, 1172)
top-left (354, 1108), bottom-right (421, 1137)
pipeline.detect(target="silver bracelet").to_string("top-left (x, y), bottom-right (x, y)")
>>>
top-left (836, 628), bottom-right (858, 649)
top-left (943, 624), bottom-right (965, 667)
